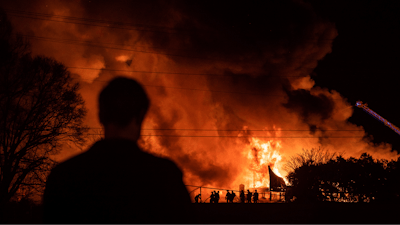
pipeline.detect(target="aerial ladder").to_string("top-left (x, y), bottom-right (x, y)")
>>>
top-left (355, 101), bottom-right (400, 136)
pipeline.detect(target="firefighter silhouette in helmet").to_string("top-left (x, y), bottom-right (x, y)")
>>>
top-left (194, 194), bottom-right (201, 203)
top-left (253, 190), bottom-right (259, 203)
top-left (230, 191), bottom-right (236, 203)
top-left (215, 191), bottom-right (220, 203)
top-left (225, 190), bottom-right (231, 203)
top-left (240, 190), bottom-right (245, 203)
top-left (247, 190), bottom-right (252, 203)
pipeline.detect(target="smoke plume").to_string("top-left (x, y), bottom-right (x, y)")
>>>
top-left (2, 0), bottom-right (398, 190)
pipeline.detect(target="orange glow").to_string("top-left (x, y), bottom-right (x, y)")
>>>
top-left (6, 1), bottom-right (399, 191)
top-left (243, 137), bottom-right (287, 188)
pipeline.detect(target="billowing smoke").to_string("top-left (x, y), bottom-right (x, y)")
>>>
top-left (2, 0), bottom-right (398, 189)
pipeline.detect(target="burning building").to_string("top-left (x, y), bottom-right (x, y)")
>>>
top-left (1, 0), bottom-right (398, 194)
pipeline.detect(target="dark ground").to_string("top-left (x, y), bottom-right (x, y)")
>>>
top-left (193, 202), bottom-right (400, 223)
top-left (2, 202), bottom-right (400, 223)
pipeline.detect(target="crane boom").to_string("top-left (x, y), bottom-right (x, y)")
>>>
top-left (355, 101), bottom-right (400, 136)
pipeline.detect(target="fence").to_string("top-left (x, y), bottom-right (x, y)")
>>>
top-left (186, 185), bottom-right (285, 203)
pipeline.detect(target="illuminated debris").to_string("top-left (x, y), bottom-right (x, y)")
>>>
top-left (269, 166), bottom-right (286, 191)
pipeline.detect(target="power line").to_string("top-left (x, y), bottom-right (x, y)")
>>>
top-left (67, 66), bottom-right (305, 78)
top-left (19, 34), bottom-right (330, 68)
top-left (24, 34), bottom-right (328, 63)
top-left (4, 9), bottom-right (190, 31)
top-left (77, 77), bottom-right (346, 99)
top-left (19, 35), bottom-right (180, 51)
top-left (78, 78), bottom-right (287, 97)
top-left (5, 9), bottom-right (338, 42)
top-left (24, 34), bottom-right (234, 62)
top-left (87, 127), bottom-right (362, 131)
top-left (13, 36), bottom-right (342, 97)
top-left (84, 134), bottom-right (365, 138)
top-left (5, 10), bottom-right (187, 34)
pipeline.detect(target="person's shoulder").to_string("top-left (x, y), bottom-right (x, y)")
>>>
top-left (50, 142), bottom-right (99, 175)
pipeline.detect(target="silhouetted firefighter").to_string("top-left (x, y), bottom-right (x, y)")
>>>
top-left (226, 190), bottom-right (231, 203)
top-left (43, 77), bottom-right (195, 223)
top-left (194, 194), bottom-right (201, 203)
top-left (253, 190), bottom-right (259, 203)
top-left (216, 191), bottom-right (220, 203)
top-left (240, 190), bottom-right (245, 203)
top-left (210, 191), bottom-right (215, 203)
top-left (226, 190), bottom-right (236, 203)
top-left (231, 191), bottom-right (236, 203)
top-left (247, 190), bottom-right (252, 203)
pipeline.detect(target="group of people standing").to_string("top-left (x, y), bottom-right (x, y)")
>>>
top-left (225, 190), bottom-right (236, 203)
top-left (209, 191), bottom-right (220, 203)
top-left (195, 189), bottom-right (259, 203)
top-left (239, 190), bottom-right (259, 203)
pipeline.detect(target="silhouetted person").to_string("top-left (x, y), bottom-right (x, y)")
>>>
top-left (226, 190), bottom-right (231, 203)
top-left (231, 191), bottom-right (236, 203)
top-left (194, 194), bottom-right (201, 203)
top-left (43, 77), bottom-right (194, 223)
top-left (240, 190), bottom-right (245, 203)
top-left (210, 191), bottom-right (215, 203)
top-left (216, 191), bottom-right (220, 203)
top-left (253, 190), bottom-right (259, 203)
top-left (247, 190), bottom-right (252, 203)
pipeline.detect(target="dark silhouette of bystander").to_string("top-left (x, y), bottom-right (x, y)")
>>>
top-left (43, 77), bottom-right (194, 223)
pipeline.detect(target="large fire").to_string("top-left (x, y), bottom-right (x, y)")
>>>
top-left (4, 0), bottom-right (399, 193)
top-left (244, 137), bottom-right (287, 188)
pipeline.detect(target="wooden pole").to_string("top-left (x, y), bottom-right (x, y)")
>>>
top-left (200, 187), bottom-right (202, 203)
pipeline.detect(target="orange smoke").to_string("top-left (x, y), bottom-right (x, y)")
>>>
top-left (3, 0), bottom-right (399, 191)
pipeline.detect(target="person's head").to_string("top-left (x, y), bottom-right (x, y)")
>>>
top-left (255, 190), bottom-right (257, 192)
top-left (99, 77), bottom-right (150, 141)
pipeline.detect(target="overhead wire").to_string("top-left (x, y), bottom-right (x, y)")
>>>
top-left (87, 128), bottom-right (363, 131)
top-left (4, 8), bottom-right (339, 41)
top-left (4, 9), bottom-right (351, 138)
top-left (67, 66), bottom-right (306, 77)
top-left (84, 134), bottom-right (365, 138)
top-left (5, 10), bottom-right (188, 34)
top-left (23, 34), bottom-right (234, 62)
top-left (23, 34), bottom-right (330, 63)
top-left (83, 127), bottom-right (365, 138)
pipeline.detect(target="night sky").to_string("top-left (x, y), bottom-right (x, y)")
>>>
top-left (1, 0), bottom-right (400, 188)
top-left (309, 0), bottom-right (400, 153)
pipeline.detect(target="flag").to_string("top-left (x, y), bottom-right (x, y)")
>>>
top-left (269, 166), bottom-right (286, 191)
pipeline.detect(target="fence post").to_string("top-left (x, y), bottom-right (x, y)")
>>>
top-left (200, 187), bottom-right (202, 203)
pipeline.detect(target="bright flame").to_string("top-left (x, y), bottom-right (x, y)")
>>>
top-left (244, 137), bottom-right (288, 188)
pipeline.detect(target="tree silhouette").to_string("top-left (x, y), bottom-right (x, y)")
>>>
top-left (287, 150), bottom-right (395, 203)
top-left (284, 147), bottom-right (339, 172)
top-left (0, 10), bottom-right (87, 206)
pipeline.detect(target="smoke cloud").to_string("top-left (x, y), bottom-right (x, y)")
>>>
top-left (2, 0), bottom-right (398, 190)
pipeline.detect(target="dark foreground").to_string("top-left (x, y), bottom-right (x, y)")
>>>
top-left (2, 201), bottom-right (400, 223)
top-left (193, 202), bottom-right (400, 223)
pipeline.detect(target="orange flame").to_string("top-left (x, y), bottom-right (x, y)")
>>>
top-left (243, 137), bottom-right (288, 188)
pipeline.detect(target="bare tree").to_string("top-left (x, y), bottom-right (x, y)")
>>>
top-left (0, 11), bottom-right (87, 205)
top-left (284, 147), bottom-right (341, 173)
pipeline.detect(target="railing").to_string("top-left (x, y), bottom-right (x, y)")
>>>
top-left (186, 185), bottom-right (286, 203)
